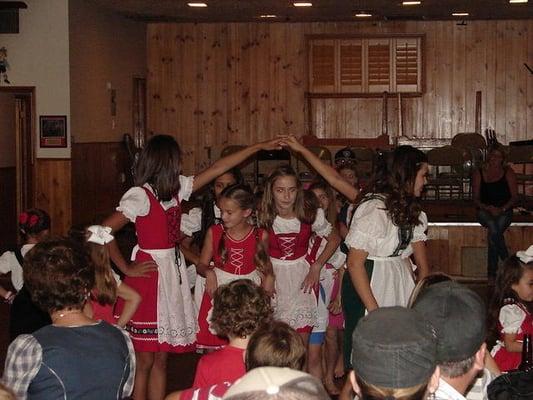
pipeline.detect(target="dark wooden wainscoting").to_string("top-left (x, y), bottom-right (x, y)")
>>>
top-left (0, 167), bottom-right (16, 253)
top-left (72, 142), bottom-right (131, 226)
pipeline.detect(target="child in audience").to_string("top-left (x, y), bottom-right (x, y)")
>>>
top-left (3, 209), bottom-right (52, 339)
top-left (258, 165), bottom-right (340, 345)
top-left (489, 246), bottom-right (533, 372)
top-left (349, 307), bottom-right (440, 400)
top-left (170, 321), bottom-right (306, 400)
top-left (193, 279), bottom-right (273, 388)
top-left (69, 225), bottom-right (141, 327)
top-left (103, 134), bottom-right (281, 399)
top-left (195, 184), bottom-right (273, 349)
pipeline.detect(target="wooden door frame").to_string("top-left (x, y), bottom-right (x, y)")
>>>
top-left (0, 86), bottom-right (35, 214)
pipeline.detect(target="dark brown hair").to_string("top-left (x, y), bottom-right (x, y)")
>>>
top-left (302, 189), bottom-right (319, 225)
top-left (24, 238), bottom-right (95, 313)
top-left (210, 279), bottom-right (273, 339)
top-left (245, 321), bottom-right (306, 371)
top-left (134, 134), bottom-right (182, 202)
top-left (258, 165), bottom-right (306, 229)
top-left (18, 208), bottom-right (50, 240)
top-left (488, 255), bottom-right (533, 343)
top-left (217, 184), bottom-right (272, 277)
top-left (308, 180), bottom-right (337, 225)
top-left (361, 145), bottom-right (427, 227)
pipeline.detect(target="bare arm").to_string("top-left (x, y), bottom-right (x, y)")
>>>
top-left (503, 332), bottom-right (523, 353)
top-left (501, 168), bottom-right (518, 212)
top-left (195, 228), bottom-right (214, 277)
top-left (472, 170), bottom-right (485, 209)
top-left (412, 241), bottom-right (430, 281)
top-left (115, 282), bottom-right (142, 328)
top-left (282, 136), bottom-right (359, 202)
top-left (347, 248), bottom-right (378, 312)
top-left (180, 236), bottom-right (200, 266)
top-left (192, 138), bottom-right (282, 192)
top-left (302, 227), bottom-right (341, 293)
top-left (102, 212), bottom-right (156, 277)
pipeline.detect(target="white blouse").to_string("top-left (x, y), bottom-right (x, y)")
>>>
top-left (0, 244), bottom-right (35, 291)
top-left (117, 176), bottom-right (194, 222)
top-left (345, 197), bottom-right (427, 258)
top-left (181, 204), bottom-right (221, 237)
top-left (272, 208), bottom-right (333, 238)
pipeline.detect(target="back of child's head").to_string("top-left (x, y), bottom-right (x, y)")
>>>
top-left (259, 164), bottom-right (305, 229)
top-left (24, 237), bottom-right (95, 314)
top-left (245, 321), bottom-right (306, 371)
top-left (19, 208), bottom-right (50, 241)
top-left (68, 224), bottom-right (117, 305)
top-left (210, 279), bottom-right (273, 339)
top-left (134, 134), bottom-right (182, 202)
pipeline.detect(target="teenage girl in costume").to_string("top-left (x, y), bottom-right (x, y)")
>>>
top-left (258, 164), bottom-right (340, 345)
top-left (103, 134), bottom-right (281, 400)
top-left (489, 246), bottom-right (533, 372)
top-left (69, 225), bottom-right (141, 328)
top-left (195, 184), bottom-right (273, 350)
top-left (4, 209), bottom-right (52, 339)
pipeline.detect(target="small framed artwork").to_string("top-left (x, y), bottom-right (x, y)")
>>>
top-left (40, 115), bottom-right (67, 148)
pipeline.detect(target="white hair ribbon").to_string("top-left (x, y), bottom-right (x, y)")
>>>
top-left (516, 245), bottom-right (533, 264)
top-left (87, 225), bottom-right (114, 245)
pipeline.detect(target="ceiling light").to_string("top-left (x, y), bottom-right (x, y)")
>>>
top-left (187, 2), bottom-right (207, 7)
top-left (509, 0), bottom-right (528, 3)
top-left (293, 2), bottom-right (312, 7)
top-left (355, 12), bottom-right (372, 17)
top-left (260, 14), bottom-right (277, 18)
top-left (452, 12), bottom-right (469, 16)
top-left (402, 1), bottom-right (421, 5)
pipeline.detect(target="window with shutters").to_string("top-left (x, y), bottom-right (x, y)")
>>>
top-left (308, 35), bottom-right (423, 96)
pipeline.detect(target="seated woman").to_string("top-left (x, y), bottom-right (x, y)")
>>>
top-left (1, 238), bottom-right (135, 400)
top-left (472, 145), bottom-right (518, 279)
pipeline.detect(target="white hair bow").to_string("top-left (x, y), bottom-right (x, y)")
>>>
top-left (87, 225), bottom-right (114, 245)
top-left (517, 245), bottom-right (533, 264)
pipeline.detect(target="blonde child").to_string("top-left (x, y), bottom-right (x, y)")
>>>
top-left (489, 246), bottom-right (533, 372)
top-left (195, 184), bottom-right (274, 349)
top-left (258, 165), bottom-right (340, 345)
top-left (103, 134), bottom-right (280, 399)
top-left (4, 209), bottom-right (52, 339)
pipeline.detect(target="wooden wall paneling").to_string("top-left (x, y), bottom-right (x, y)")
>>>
top-left (465, 22), bottom-right (486, 134)
top-left (147, 25), bottom-right (164, 136)
top-left (344, 99), bottom-right (357, 139)
top-left (285, 24), bottom-right (306, 136)
top-left (447, 226), bottom-right (463, 275)
top-left (484, 21), bottom-right (497, 133)
top-left (505, 21), bottom-right (519, 143)
top-left (269, 25), bottom-right (287, 136)
top-left (214, 24), bottom-right (230, 148)
top-left (34, 159), bottom-right (71, 236)
top-left (434, 22), bottom-right (452, 139)
top-left (528, 24), bottom-right (533, 138)
top-left (494, 21), bottom-right (508, 142)
top-left (515, 21), bottom-right (528, 142)
top-left (180, 24), bottom-right (199, 174)
top-left (249, 23), bottom-right (268, 142)
top-left (452, 24), bottom-right (467, 136)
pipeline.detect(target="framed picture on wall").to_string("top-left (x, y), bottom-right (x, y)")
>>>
top-left (40, 115), bottom-right (67, 148)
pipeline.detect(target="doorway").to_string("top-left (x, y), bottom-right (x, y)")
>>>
top-left (0, 87), bottom-right (34, 252)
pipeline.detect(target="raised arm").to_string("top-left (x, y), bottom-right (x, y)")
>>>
top-left (282, 136), bottom-right (359, 202)
top-left (192, 138), bottom-right (282, 192)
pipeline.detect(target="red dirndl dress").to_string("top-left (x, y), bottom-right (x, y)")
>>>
top-left (196, 225), bottom-right (262, 350)
top-left (118, 187), bottom-right (197, 353)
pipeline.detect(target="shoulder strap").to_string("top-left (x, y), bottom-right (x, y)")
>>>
top-left (13, 247), bottom-right (24, 267)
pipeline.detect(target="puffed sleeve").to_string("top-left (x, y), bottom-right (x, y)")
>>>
top-left (499, 304), bottom-right (527, 334)
top-left (116, 187), bottom-right (150, 222)
top-left (181, 207), bottom-right (202, 237)
top-left (345, 199), bottom-right (388, 255)
top-left (412, 211), bottom-right (428, 243)
top-left (1, 334), bottom-right (42, 400)
top-left (312, 208), bottom-right (333, 237)
top-left (179, 175), bottom-right (195, 202)
top-left (0, 251), bottom-right (14, 274)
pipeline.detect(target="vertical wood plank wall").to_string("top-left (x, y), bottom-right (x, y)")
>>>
top-left (147, 20), bottom-right (533, 174)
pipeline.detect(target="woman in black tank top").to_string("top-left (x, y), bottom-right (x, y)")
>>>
top-left (472, 146), bottom-right (518, 279)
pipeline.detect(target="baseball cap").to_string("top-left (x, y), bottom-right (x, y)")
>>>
top-left (351, 307), bottom-right (438, 389)
top-left (223, 367), bottom-right (329, 400)
top-left (334, 147), bottom-right (356, 166)
top-left (412, 281), bottom-right (486, 362)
